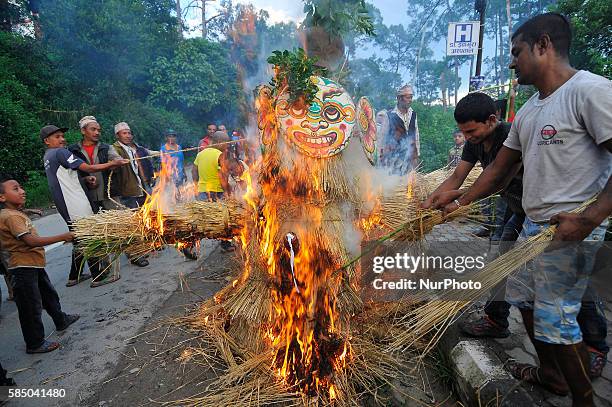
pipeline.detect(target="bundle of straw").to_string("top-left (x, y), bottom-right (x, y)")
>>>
top-left (72, 200), bottom-right (248, 258)
top-left (374, 165), bottom-right (484, 240)
top-left (387, 198), bottom-right (595, 357)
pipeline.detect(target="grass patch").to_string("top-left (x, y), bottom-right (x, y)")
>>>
top-left (23, 170), bottom-right (51, 208)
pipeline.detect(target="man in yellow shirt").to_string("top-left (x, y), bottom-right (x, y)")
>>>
top-left (192, 131), bottom-right (234, 251)
top-left (192, 131), bottom-right (231, 201)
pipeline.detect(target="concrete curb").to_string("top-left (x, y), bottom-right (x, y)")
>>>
top-left (439, 324), bottom-right (534, 406)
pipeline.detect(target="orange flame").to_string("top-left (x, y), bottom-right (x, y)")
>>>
top-left (137, 146), bottom-right (196, 252)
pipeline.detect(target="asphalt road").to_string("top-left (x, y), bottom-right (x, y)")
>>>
top-left (0, 212), bottom-right (218, 406)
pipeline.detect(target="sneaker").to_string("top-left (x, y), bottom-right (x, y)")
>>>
top-left (26, 340), bottom-right (60, 354)
top-left (460, 314), bottom-right (510, 338)
top-left (588, 347), bottom-right (607, 379)
top-left (57, 314), bottom-right (80, 331)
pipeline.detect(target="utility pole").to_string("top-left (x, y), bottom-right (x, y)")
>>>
top-left (474, 0), bottom-right (487, 76)
top-left (454, 60), bottom-right (459, 106)
top-left (176, 0), bottom-right (183, 37)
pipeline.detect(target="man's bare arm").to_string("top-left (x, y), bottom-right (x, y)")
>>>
top-left (445, 147), bottom-right (522, 213)
top-left (78, 160), bottom-right (128, 173)
top-left (191, 165), bottom-right (199, 184)
top-left (218, 156), bottom-right (231, 195)
top-left (421, 161), bottom-right (474, 209)
top-left (437, 161), bottom-right (474, 193)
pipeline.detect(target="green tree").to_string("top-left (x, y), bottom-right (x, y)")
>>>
top-left (148, 38), bottom-right (240, 123)
top-left (555, 0), bottom-right (611, 78)
top-left (39, 0), bottom-right (180, 103)
top-left (411, 101), bottom-right (458, 172)
top-left (344, 57), bottom-right (401, 111)
top-left (0, 32), bottom-right (50, 181)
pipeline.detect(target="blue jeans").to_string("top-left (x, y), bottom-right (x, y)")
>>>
top-left (490, 197), bottom-right (509, 241)
top-left (198, 191), bottom-right (224, 202)
top-left (484, 212), bottom-right (525, 328)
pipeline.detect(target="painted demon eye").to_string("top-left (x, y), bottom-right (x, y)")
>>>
top-left (289, 103), bottom-right (306, 119)
top-left (322, 104), bottom-right (342, 123)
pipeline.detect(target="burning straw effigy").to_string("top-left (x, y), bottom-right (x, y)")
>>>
top-left (72, 57), bottom-right (524, 406)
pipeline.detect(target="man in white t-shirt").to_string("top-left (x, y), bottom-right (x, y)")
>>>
top-left (430, 13), bottom-right (612, 406)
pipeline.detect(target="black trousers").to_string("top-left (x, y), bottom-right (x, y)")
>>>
top-left (68, 223), bottom-right (108, 281)
top-left (70, 246), bottom-right (107, 281)
top-left (9, 267), bottom-right (67, 350)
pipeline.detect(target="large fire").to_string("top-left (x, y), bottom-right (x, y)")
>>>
top-left (239, 150), bottom-right (349, 397)
top-left (124, 70), bottom-right (426, 404)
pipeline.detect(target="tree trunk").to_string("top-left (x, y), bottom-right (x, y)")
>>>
top-left (176, 0), bottom-right (183, 37)
top-left (440, 71), bottom-right (448, 109)
top-left (494, 11), bottom-right (499, 97)
top-left (413, 29), bottom-right (427, 96)
top-left (201, 0), bottom-right (206, 38)
top-left (498, 12), bottom-right (505, 89)
top-left (506, 0), bottom-right (513, 56)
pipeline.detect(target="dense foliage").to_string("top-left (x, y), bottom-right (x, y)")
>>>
top-left (0, 31), bottom-right (51, 181)
top-left (0, 0), bottom-right (607, 207)
top-left (555, 0), bottom-right (611, 78)
top-left (302, 0), bottom-right (375, 37)
top-left (149, 39), bottom-right (240, 122)
top-left (412, 102), bottom-right (458, 172)
top-left (267, 48), bottom-right (328, 105)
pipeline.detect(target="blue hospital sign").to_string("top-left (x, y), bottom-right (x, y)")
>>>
top-left (447, 21), bottom-right (480, 56)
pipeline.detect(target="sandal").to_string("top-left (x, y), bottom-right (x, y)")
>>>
top-left (90, 274), bottom-right (120, 288)
top-left (588, 347), bottom-right (607, 379)
top-left (65, 273), bottom-right (92, 287)
top-left (505, 359), bottom-right (569, 396)
top-left (57, 314), bottom-right (80, 331)
top-left (26, 340), bottom-right (60, 354)
top-left (459, 314), bottom-right (510, 338)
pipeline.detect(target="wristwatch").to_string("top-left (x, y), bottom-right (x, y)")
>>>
top-left (453, 199), bottom-right (462, 207)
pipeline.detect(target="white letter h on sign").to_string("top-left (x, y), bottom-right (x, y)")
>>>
top-left (455, 24), bottom-right (472, 42)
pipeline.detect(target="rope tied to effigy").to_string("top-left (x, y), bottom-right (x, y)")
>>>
top-left (105, 138), bottom-right (248, 205)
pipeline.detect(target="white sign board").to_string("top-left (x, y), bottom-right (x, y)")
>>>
top-left (447, 21), bottom-right (480, 56)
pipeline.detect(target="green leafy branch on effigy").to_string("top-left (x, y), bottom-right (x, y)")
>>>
top-left (267, 48), bottom-right (328, 106)
top-left (302, 0), bottom-right (375, 37)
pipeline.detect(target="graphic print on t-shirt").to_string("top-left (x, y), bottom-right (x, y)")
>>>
top-left (44, 148), bottom-right (94, 223)
top-left (537, 125), bottom-right (563, 146)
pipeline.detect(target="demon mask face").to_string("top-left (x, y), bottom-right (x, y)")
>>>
top-left (255, 85), bottom-right (275, 147)
top-left (356, 97), bottom-right (377, 165)
top-left (275, 77), bottom-right (355, 158)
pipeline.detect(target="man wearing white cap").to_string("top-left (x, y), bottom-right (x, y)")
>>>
top-left (392, 85), bottom-right (421, 160)
top-left (111, 122), bottom-right (146, 208)
top-left (110, 122), bottom-right (150, 267)
top-left (68, 116), bottom-right (122, 211)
